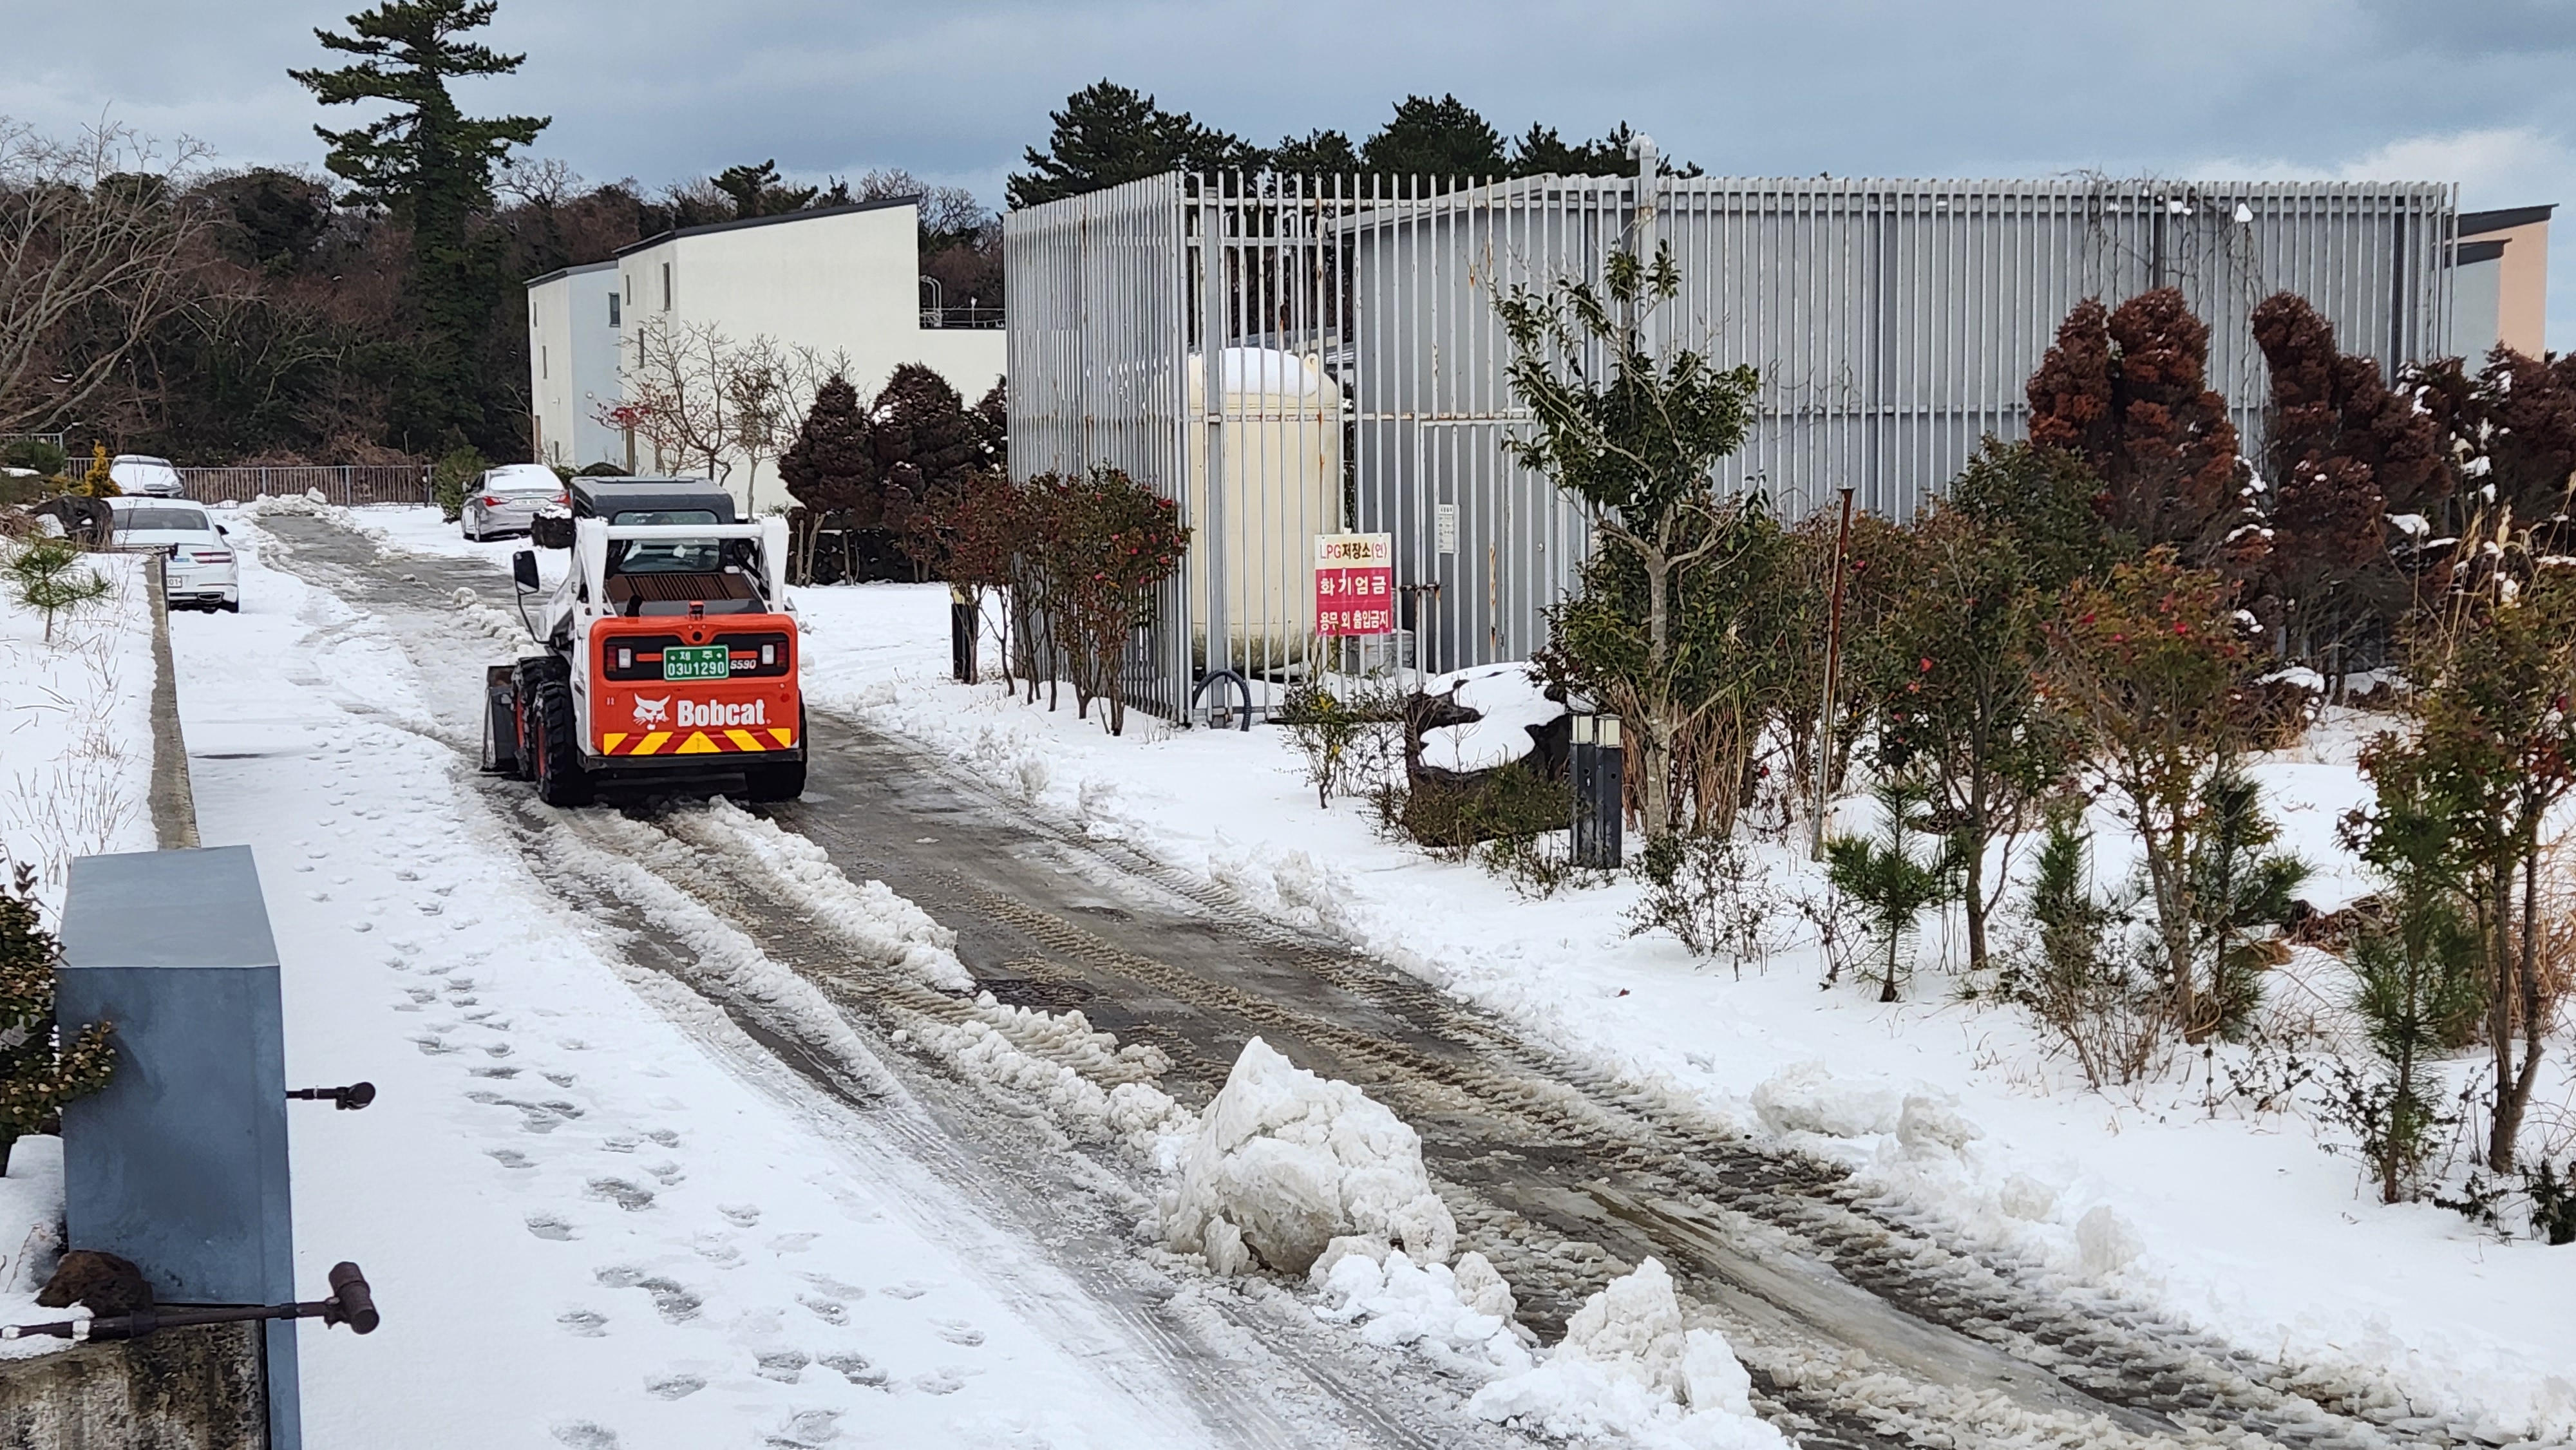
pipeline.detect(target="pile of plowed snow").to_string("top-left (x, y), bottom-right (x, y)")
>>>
top-left (1470, 1259), bottom-right (1785, 1449)
top-left (1166, 1040), bottom-right (1784, 1444)
top-left (1159, 1037), bottom-right (1454, 1275)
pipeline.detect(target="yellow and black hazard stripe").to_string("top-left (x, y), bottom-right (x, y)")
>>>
top-left (598, 727), bottom-right (797, 757)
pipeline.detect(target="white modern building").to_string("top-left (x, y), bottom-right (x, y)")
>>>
top-left (526, 259), bottom-right (625, 471)
top-left (527, 197), bottom-right (1006, 513)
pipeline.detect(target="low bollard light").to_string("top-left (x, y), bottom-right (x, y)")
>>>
top-left (1569, 713), bottom-right (1624, 869)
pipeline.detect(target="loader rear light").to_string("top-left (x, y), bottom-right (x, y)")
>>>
top-left (759, 644), bottom-right (775, 666)
top-left (615, 646), bottom-right (633, 670)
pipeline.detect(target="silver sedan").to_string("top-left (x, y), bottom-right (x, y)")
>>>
top-left (462, 465), bottom-right (569, 541)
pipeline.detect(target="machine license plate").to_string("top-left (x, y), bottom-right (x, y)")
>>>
top-left (663, 645), bottom-right (730, 681)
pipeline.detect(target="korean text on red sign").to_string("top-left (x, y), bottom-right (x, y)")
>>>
top-left (1313, 532), bottom-right (1394, 637)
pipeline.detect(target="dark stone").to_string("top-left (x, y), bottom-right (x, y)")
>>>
top-left (37, 1251), bottom-right (152, 1316)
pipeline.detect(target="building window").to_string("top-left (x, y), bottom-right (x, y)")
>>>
top-left (540, 346), bottom-right (548, 380)
top-left (623, 274), bottom-right (632, 306)
top-left (660, 262), bottom-right (672, 311)
top-left (608, 292), bottom-right (621, 327)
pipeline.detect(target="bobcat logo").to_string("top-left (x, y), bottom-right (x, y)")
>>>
top-left (631, 695), bottom-right (670, 727)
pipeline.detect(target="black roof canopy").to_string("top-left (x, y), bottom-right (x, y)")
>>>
top-left (569, 477), bottom-right (737, 523)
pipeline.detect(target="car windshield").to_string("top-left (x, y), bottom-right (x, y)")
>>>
top-left (118, 507), bottom-right (211, 532)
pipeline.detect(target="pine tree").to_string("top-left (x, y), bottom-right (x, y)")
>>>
top-left (2027, 289), bottom-right (2253, 574)
top-left (712, 160), bottom-right (817, 220)
top-left (291, 0), bottom-right (549, 449)
top-left (1267, 129), bottom-right (1361, 176)
top-left (6, 538), bottom-right (112, 643)
top-left (1824, 778), bottom-right (1965, 1003)
top-left (2183, 767), bottom-right (2309, 1038)
top-left (869, 364), bottom-right (978, 541)
top-left (2248, 292), bottom-right (2442, 670)
top-left (777, 375), bottom-right (878, 582)
top-left (0, 863), bottom-right (115, 1176)
top-left (2338, 760), bottom-right (2484, 1202)
top-left (1359, 95), bottom-right (1506, 177)
top-left (1007, 81), bottom-right (1256, 208)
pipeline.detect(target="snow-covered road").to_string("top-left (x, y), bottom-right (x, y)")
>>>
top-left (173, 505), bottom-right (2547, 1450)
top-left (167, 523), bottom-right (1246, 1448)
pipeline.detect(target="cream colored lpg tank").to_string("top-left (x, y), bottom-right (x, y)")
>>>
top-left (1182, 348), bottom-right (1345, 671)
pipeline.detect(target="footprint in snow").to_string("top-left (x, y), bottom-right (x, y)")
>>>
top-left (882, 1281), bottom-right (932, 1301)
top-left (913, 1368), bottom-right (965, 1396)
top-left (818, 1353), bottom-right (886, 1388)
top-left (413, 1036), bottom-right (458, 1055)
top-left (546, 1073), bottom-right (580, 1089)
top-left (718, 1204), bottom-right (761, 1227)
top-left (585, 1178), bottom-right (654, 1212)
top-left (646, 1161), bottom-right (685, 1186)
top-left (795, 1294), bottom-right (846, 1326)
top-left (550, 1422), bottom-right (618, 1449)
top-left (766, 1233), bottom-right (816, 1253)
top-left (556, 1309), bottom-right (609, 1337)
top-left (486, 1148), bottom-right (533, 1169)
top-left (525, 1214), bottom-right (576, 1241)
top-left (753, 1349), bottom-right (809, 1383)
top-left (601, 1136), bottom-right (639, 1154)
top-left (597, 1268), bottom-right (703, 1323)
top-left (643, 1373), bottom-right (705, 1401)
top-left (690, 1234), bottom-right (741, 1266)
top-left (932, 1319), bottom-right (984, 1347)
top-left (469, 1066), bottom-right (518, 1079)
top-left (644, 1128), bottom-right (679, 1147)
top-left (798, 1274), bottom-right (866, 1301)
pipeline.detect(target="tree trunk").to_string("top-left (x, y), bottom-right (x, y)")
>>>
top-left (1962, 742), bottom-right (1991, 975)
top-left (2134, 786), bottom-right (2199, 1040)
top-left (2486, 856), bottom-right (2518, 1173)
top-left (1641, 539), bottom-right (1674, 842)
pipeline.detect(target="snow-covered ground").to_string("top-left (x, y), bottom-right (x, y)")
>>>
top-left (0, 549), bottom-right (158, 896)
top-left (0, 545), bottom-right (158, 1351)
top-left (772, 578), bottom-right (2576, 1438)
top-left (169, 511), bottom-right (1221, 1447)
top-left (323, 504), bottom-right (2576, 1436)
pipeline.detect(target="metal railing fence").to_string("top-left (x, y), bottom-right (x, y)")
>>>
top-left (175, 466), bottom-right (431, 508)
top-left (1006, 170), bottom-right (2458, 719)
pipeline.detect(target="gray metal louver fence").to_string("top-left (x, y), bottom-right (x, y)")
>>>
top-left (1005, 170), bottom-right (2457, 720)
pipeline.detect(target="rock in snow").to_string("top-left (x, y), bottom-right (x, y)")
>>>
top-left (1468, 1259), bottom-right (1785, 1449)
top-left (1160, 1037), bottom-right (1456, 1276)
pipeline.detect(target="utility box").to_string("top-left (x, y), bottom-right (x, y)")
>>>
top-left (57, 846), bottom-right (299, 1450)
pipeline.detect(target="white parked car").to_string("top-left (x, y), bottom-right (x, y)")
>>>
top-left (462, 464), bottom-right (569, 541)
top-left (109, 455), bottom-right (187, 498)
top-left (108, 496), bottom-right (238, 612)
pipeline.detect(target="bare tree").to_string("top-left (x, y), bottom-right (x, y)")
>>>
top-left (601, 315), bottom-right (842, 506)
top-left (0, 119), bottom-right (215, 434)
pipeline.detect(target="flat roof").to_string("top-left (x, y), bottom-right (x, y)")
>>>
top-left (524, 258), bottom-right (618, 290)
top-left (614, 195), bottom-right (920, 259)
top-left (2459, 203), bottom-right (2555, 236)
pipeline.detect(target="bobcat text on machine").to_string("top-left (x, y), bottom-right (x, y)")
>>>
top-left (479, 478), bottom-right (806, 805)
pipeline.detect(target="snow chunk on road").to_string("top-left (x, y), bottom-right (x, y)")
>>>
top-left (1160, 1037), bottom-right (1455, 1276)
top-left (1313, 1245), bottom-right (1533, 1376)
top-left (665, 800), bottom-right (969, 992)
top-left (1469, 1259), bottom-right (1785, 1449)
top-left (1750, 1061), bottom-right (1899, 1138)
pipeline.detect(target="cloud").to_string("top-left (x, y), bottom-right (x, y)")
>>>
top-left (2193, 127), bottom-right (2574, 351)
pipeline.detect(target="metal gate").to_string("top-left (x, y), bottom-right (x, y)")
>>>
top-left (1005, 169), bottom-right (2456, 720)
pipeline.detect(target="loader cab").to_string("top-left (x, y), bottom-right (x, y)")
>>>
top-left (564, 479), bottom-right (770, 617)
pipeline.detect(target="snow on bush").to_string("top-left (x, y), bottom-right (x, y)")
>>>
top-left (1159, 1037), bottom-right (1456, 1276)
top-left (1416, 663), bottom-right (1562, 773)
top-left (1468, 1259), bottom-right (1785, 1449)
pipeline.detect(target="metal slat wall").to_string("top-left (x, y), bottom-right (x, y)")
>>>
top-left (1007, 173), bottom-right (2456, 719)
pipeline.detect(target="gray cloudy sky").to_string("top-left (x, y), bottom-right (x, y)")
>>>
top-left (8, 0), bottom-right (2571, 344)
